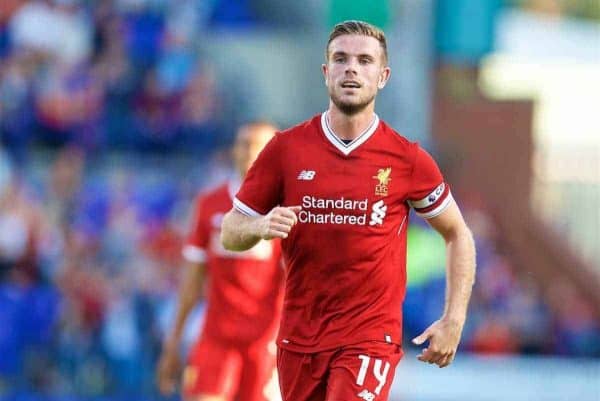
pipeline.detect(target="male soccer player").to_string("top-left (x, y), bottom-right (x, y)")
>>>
top-left (220, 21), bottom-right (476, 400)
top-left (157, 122), bottom-right (284, 401)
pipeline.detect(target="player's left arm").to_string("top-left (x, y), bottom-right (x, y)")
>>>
top-left (412, 199), bottom-right (476, 368)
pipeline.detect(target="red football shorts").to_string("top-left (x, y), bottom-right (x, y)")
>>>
top-left (277, 341), bottom-right (402, 401)
top-left (183, 335), bottom-right (279, 401)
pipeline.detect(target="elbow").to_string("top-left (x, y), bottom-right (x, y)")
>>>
top-left (443, 223), bottom-right (473, 245)
top-left (461, 226), bottom-right (477, 283)
top-left (447, 226), bottom-right (477, 282)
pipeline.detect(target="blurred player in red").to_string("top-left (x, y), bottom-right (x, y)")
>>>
top-left (157, 122), bottom-right (284, 401)
top-left (221, 21), bottom-right (477, 400)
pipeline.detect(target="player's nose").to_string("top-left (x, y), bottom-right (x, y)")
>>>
top-left (344, 59), bottom-right (358, 75)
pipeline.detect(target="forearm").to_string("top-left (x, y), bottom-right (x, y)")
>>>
top-left (221, 209), bottom-right (263, 251)
top-left (165, 262), bottom-right (205, 346)
top-left (442, 227), bottom-right (476, 324)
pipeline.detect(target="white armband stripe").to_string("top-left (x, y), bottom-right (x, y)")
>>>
top-left (233, 197), bottom-right (263, 217)
top-left (408, 183), bottom-right (446, 209)
top-left (416, 192), bottom-right (454, 219)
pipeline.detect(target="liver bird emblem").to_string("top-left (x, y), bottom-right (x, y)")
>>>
top-left (373, 167), bottom-right (392, 185)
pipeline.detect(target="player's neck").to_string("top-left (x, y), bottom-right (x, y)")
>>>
top-left (326, 105), bottom-right (376, 141)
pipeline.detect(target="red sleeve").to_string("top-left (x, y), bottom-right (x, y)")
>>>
top-left (182, 196), bottom-right (210, 263)
top-left (406, 145), bottom-right (453, 219)
top-left (234, 134), bottom-right (283, 216)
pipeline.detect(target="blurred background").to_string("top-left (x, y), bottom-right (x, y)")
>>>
top-left (0, 0), bottom-right (598, 400)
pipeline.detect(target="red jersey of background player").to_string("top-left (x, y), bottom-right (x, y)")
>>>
top-left (184, 180), bottom-right (284, 344)
top-left (234, 113), bottom-right (452, 353)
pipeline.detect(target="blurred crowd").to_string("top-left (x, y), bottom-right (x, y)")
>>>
top-left (0, 145), bottom-right (232, 399)
top-left (0, 0), bottom-right (264, 165)
top-left (0, 1), bottom-right (599, 400)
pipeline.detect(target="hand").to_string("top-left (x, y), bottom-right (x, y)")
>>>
top-left (412, 318), bottom-right (464, 368)
top-left (156, 343), bottom-right (182, 395)
top-left (257, 206), bottom-right (302, 239)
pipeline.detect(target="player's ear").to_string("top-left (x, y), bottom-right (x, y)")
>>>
top-left (377, 66), bottom-right (391, 89)
top-left (322, 64), bottom-right (328, 86)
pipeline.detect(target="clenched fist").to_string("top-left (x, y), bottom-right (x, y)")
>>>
top-left (257, 206), bottom-right (302, 239)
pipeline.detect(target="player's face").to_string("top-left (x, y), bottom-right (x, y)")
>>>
top-left (323, 34), bottom-right (391, 116)
top-left (233, 125), bottom-right (276, 176)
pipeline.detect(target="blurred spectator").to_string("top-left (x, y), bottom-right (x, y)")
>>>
top-left (178, 66), bottom-right (220, 151)
top-left (0, 0), bottom-right (22, 56)
top-left (0, 0), bottom-right (24, 26)
top-left (132, 69), bottom-right (181, 150)
top-left (0, 177), bottom-right (43, 284)
top-left (9, 0), bottom-right (93, 65)
top-left (209, 0), bottom-right (259, 28)
top-left (547, 281), bottom-right (600, 357)
top-left (46, 146), bottom-right (85, 230)
top-left (118, 1), bottom-right (165, 68)
top-left (1, 0), bottom-right (225, 156)
top-left (34, 64), bottom-right (105, 150)
top-left (0, 52), bottom-right (37, 164)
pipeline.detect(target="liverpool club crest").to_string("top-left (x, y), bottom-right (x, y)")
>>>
top-left (373, 167), bottom-right (392, 196)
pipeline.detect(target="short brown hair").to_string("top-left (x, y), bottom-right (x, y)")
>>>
top-left (326, 20), bottom-right (388, 64)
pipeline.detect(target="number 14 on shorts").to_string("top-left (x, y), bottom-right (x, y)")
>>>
top-left (356, 354), bottom-right (391, 397)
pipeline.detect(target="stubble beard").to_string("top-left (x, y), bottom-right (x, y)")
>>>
top-left (330, 89), bottom-right (375, 116)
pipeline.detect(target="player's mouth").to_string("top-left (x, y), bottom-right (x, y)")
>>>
top-left (341, 80), bottom-right (361, 88)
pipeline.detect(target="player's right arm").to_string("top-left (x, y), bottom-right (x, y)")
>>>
top-left (221, 206), bottom-right (301, 251)
top-left (157, 194), bottom-right (210, 395)
top-left (157, 260), bottom-right (205, 395)
top-left (221, 132), bottom-right (301, 251)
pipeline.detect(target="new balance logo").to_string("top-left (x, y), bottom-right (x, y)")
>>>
top-left (298, 170), bottom-right (316, 180)
top-left (357, 390), bottom-right (375, 401)
top-left (369, 200), bottom-right (387, 226)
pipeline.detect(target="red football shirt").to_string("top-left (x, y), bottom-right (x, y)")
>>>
top-left (234, 113), bottom-right (452, 353)
top-left (183, 181), bottom-right (284, 344)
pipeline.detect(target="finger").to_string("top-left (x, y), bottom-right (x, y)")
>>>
top-left (429, 351), bottom-right (445, 365)
top-left (412, 330), bottom-right (432, 345)
top-left (280, 208), bottom-right (301, 224)
top-left (266, 228), bottom-right (292, 239)
top-left (287, 205), bottom-right (302, 213)
top-left (270, 223), bottom-right (293, 234)
top-left (418, 347), bottom-right (442, 364)
top-left (261, 220), bottom-right (292, 239)
top-left (442, 352), bottom-right (456, 367)
top-left (417, 348), bottom-right (432, 363)
top-left (270, 211), bottom-right (294, 226)
top-left (438, 351), bottom-right (455, 368)
top-left (422, 350), bottom-right (438, 364)
top-left (436, 355), bottom-right (450, 368)
top-left (281, 207), bottom-right (301, 224)
top-left (271, 214), bottom-right (296, 227)
top-left (435, 355), bottom-right (448, 368)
